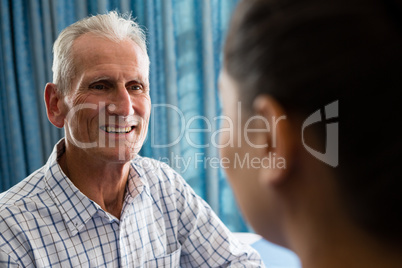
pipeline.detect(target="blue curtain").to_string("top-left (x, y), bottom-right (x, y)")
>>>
top-left (0, 0), bottom-right (248, 232)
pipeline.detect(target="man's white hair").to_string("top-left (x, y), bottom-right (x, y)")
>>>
top-left (52, 11), bottom-right (148, 95)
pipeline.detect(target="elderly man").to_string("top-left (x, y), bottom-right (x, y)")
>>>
top-left (0, 12), bottom-right (263, 267)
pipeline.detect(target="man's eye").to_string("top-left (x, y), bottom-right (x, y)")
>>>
top-left (128, 85), bottom-right (143, 92)
top-left (90, 84), bottom-right (109, 90)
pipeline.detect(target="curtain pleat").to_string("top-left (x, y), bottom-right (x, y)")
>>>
top-left (1, 0), bottom-right (28, 185)
top-left (29, 0), bottom-right (52, 159)
top-left (0, 0), bottom-right (247, 232)
top-left (12, 0), bottom-right (43, 173)
top-left (202, 0), bottom-right (219, 211)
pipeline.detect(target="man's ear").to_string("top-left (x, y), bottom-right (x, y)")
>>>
top-left (44, 83), bottom-right (65, 128)
top-left (253, 95), bottom-right (296, 186)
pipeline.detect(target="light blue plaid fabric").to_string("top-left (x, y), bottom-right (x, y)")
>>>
top-left (0, 139), bottom-right (263, 267)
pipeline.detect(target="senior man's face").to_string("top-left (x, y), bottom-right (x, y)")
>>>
top-left (61, 33), bottom-right (151, 162)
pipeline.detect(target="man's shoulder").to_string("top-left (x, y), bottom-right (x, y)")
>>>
top-left (0, 166), bottom-right (47, 211)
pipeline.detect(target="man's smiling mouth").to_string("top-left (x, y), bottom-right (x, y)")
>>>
top-left (100, 126), bottom-right (135, 133)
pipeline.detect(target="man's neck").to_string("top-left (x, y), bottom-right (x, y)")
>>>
top-left (58, 146), bottom-right (130, 219)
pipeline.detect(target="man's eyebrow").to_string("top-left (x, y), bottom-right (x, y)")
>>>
top-left (89, 76), bottom-right (112, 84)
top-left (87, 75), bottom-right (150, 87)
top-left (131, 76), bottom-right (149, 87)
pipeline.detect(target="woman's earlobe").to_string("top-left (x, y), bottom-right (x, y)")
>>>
top-left (44, 83), bottom-right (65, 128)
top-left (253, 95), bottom-right (296, 186)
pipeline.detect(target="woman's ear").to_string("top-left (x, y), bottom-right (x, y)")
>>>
top-left (44, 83), bottom-right (65, 128)
top-left (252, 95), bottom-right (296, 186)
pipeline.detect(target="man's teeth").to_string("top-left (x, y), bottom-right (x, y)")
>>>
top-left (104, 126), bottom-right (133, 133)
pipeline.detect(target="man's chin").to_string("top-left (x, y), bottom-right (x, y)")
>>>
top-left (66, 137), bottom-right (142, 161)
top-left (81, 144), bottom-right (140, 163)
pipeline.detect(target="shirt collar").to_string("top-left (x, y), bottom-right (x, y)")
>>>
top-left (43, 139), bottom-right (149, 235)
top-left (125, 164), bottom-right (144, 201)
top-left (43, 139), bottom-right (103, 235)
top-left (130, 156), bottom-right (153, 197)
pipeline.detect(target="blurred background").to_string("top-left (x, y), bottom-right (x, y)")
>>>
top-left (0, 0), bottom-right (249, 232)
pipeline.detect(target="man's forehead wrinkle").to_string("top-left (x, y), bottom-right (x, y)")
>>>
top-left (73, 35), bottom-right (127, 62)
top-left (71, 38), bottom-right (149, 85)
top-left (71, 33), bottom-right (150, 73)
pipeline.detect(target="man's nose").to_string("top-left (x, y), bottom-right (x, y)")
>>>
top-left (108, 86), bottom-right (135, 116)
